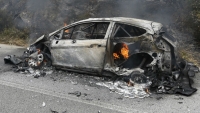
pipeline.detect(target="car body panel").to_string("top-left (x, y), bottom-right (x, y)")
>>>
top-left (51, 39), bottom-right (107, 69)
top-left (49, 21), bottom-right (114, 74)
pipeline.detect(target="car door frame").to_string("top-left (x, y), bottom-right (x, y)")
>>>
top-left (50, 21), bottom-right (114, 75)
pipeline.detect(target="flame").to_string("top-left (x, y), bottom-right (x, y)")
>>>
top-left (113, 53), bottom-right (120, 59)
top-left (64, 23), bottom-right (69, 33)
top-left (113, 43), bottom-right (129, 60)
top-left (121, 43), bottom-right (129, 59)
top-left (127, 81), bottom-right (134, 86)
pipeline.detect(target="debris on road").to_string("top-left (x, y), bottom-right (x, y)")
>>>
top-left (42, 102), bottom-right (46, 107)
top-left (178, 102), bottom-right (183, 104)
top-left (4, 45), bottom-right (53, 78)
top-left (96, 80), bottom-right (151, 98)
top-left (4, 55), bottom-right (22, 65)
top-left (70, 80), bottom-right (78, 85)
top-left (50, 109), bottom-right (68, 113)
top-left (156, 97), bottom-right (163, 100)
top-left (68, 91), bottom-right (81, 97)
top-left (50, 109), bottom-right (59, 113)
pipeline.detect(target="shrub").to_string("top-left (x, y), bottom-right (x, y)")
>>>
top-left (0, 27), bottom-right (29, 46)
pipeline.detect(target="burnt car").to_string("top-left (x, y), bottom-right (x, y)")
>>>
top-left (9, 17), bottom-right (198, 96)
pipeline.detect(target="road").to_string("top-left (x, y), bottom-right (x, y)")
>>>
top-left (0, 44), bottom-right (200, 113)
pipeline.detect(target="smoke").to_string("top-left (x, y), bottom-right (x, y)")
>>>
top-left (92, 0), bottom-right (193, 45)
top-left (26, 0), bottom-right (51, 11)
top-left (0, 0), bottom-right (192, 43)
top-left (113, 0), bottom-right (183, 26)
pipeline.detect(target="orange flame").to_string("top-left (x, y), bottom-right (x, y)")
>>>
top-left (113, 53), bottom-right (120, 59)
top-left (113, 43), bottom-right (129, 60)
top-left (64, 23), bottom-right (69, 33)
top-left (121, 43), bottom-right (129, 59)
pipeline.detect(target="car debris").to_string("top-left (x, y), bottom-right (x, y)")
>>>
top-left (96, 80), bottom-right (151, 98)
top-left (50, 109), bottom-right (67, 113)
top-left (4, 17), bottom-right (199, 98)
top-left (178, 102), bottom-right (183, 104)
top-left (42, 102), bottom-right (46, 107)
top-left (4, 55), bottom-right (22, 65)
top-left (70, 80), bottom-right (78, 85)
top-left (156, 97), bottom-right (163, 100)
top-left (50, 109), bottom-right (59, 113)
top-left (4, 49), bottom-right (53, 78)
top-left (68, 91), bottom-right (82, 97)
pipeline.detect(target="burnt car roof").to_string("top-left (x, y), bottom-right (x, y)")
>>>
top-left (73, 17), bottom-right (163, 34)
top-left (49, 17), bottom-right (163, 36)
top-left (83, 17), bottom-right (162, 31)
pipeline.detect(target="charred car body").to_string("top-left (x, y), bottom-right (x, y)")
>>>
top-left (6, 17), bottom-right (199, 96)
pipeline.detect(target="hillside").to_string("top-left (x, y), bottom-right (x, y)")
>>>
top-left (0, 0), bottom-right (199, 48)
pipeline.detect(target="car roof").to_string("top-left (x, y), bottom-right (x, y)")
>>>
top-left (74, 17), bottom-right (163, 34)
top-left (79, 17), bottom-right (154, 25)
top-left (50, 17), bottom-right (163, 36)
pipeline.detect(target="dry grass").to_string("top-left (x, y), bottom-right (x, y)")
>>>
top-left (0, 37), bottom-right (28, 46)
top-left (0, 27), bottom-right (29, 47)
top-left (178, 49), bottom-right (200, 67)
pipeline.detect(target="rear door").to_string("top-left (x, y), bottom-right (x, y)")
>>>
top-left (50, 22), bottom-right (111, 72)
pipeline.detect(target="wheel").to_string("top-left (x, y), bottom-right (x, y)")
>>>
top-left (28, 53), bottom-right (44, 68)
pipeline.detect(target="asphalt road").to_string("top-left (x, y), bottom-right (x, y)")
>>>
top-left (0, 44), bottom-right (200, 113)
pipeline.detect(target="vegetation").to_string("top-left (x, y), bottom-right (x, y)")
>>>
top-left (187, 0), bottom-right (200, 43)
top-left (175, 0), bottom-right (200, 66)
top-left (0, 10), bottom-right (12, 31)
top-left (0, 27), bottom-right (29, 46)
top-left (179, 49), bottom-right (200, 67)
top-left (0, 10), bottom-right (29, 46)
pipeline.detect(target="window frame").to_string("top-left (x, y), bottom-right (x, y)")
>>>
top-left (111, 22), bottom-right (147, 39)
top-left (52, 21), bottom-right (111, 41)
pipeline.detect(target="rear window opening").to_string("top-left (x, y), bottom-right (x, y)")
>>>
top-left (113, 23), bottom-right (146, 38)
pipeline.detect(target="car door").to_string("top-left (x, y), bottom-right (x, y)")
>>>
top-left (50, 22), bottom-right (111, 72)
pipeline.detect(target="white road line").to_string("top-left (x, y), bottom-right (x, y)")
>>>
top-left (0, 79), bottom-right (139, 113)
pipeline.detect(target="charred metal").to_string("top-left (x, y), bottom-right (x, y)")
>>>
top-left (5, 17), bottom-right (199, 97)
